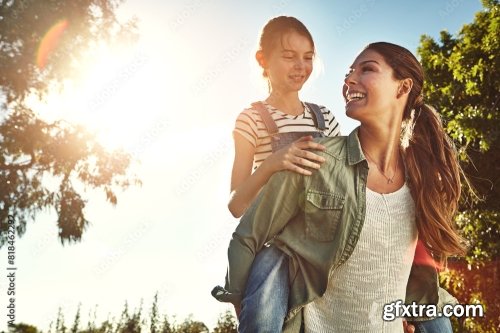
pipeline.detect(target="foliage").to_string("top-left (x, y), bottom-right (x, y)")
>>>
top-left (174, 315), bottom-right (209, 333)
top-left (212, 311), bottom-right (237, 333)
top-left (10, 296), bottom-right (237, 333)
top-left (70, 305), bottom-right (82, 333)
top-left (441, 260), bottom-right (499, 333)
top-left (418, 0), bottom-right (499, 331)
top-left (418, 0), bottom-right (500, 212)
top-left (150, 293), bottom-right (160, 333)
top-left (55, 307), bottom-right (67, 333)
top-left (8, 323), bottom-right (39, 333)
top-left (0, 0), bottom-right (139, 246)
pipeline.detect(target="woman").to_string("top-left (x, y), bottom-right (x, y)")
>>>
top-left (213, 42), bottom-right (465, 333)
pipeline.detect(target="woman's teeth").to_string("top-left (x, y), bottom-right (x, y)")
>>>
top-left (346, 92), bottom-right (366, 102)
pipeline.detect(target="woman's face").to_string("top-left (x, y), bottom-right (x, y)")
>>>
top-left (343, 49), bottom-right (402, 122)
top-left (262, 31), bottom-right (314, 94)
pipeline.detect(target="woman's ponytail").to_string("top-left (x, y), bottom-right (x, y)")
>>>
top-left (364, 42), bottom-right (467, 262)
top-left (404, 102), bottom-right (466, 260)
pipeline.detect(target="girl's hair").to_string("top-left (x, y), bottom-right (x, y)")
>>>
top-left (257, 16), bottom-right (315, 79)
top-left (364, 42), bottom-right (466, 260)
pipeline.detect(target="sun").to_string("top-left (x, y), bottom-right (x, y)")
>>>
top-left (34, 43), bottom-right (171, 156)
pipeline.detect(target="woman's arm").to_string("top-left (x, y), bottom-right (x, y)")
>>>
top-left (228, 133), bottom-right (326, 218)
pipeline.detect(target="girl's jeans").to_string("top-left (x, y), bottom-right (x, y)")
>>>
top-left (409, 317), bottom-right (453, 333)
top-left (238, 246), bottom-right (289, 333)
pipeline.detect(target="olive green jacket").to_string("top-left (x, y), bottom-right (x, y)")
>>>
top-left (215, 128), bottom-right (456, 332)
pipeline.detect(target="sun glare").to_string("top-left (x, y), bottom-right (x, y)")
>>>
top-left (32, 11), bottom-right (224, 163)
top-left (34, 43), bottom-right (171, 155)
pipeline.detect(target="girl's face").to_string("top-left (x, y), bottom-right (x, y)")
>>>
top-left (343, 49), bottom-right (403, 122)
top-left (262, 31), bottom-right (314, 94)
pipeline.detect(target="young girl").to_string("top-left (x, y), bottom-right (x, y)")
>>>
top-left (214, 42), bottom-right (465, 333)
top-left (228, 16), bottom-right (340, 219)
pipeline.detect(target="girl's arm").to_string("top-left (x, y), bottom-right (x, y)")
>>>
top-left (224, 168), bottom-right (304, 305)
top-left (228, 133), bottom-right (326, 218)
top-left (228, 134), bottom-right (271, 218)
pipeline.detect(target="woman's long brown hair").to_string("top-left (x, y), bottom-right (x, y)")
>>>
top-left (365, 42), bottom-right (466, 260)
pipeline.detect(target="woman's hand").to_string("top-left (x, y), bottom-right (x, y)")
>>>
top-left (263, 135), bottom-right (327, 176)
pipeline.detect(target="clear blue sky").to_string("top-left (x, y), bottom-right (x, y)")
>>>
top-left (0, 0), bottom-right (484, 331)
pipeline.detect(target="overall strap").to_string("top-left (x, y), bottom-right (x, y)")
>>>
top-left (252, 102), bottom-right (279, 137)
top-left (304, 102), bottom-right (327, 131)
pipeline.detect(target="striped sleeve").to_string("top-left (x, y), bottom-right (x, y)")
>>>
top-left (233, 109), bottom-right (260, 147)
top-left (321, 106), bottom-right (341, 137)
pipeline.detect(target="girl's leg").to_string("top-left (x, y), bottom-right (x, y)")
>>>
top-left (238, 245), bottom-right (289, 333)
top-left (409, 316), bottom-right (453, 333)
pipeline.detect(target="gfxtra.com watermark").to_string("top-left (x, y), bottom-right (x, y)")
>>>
top-left (383, 300), bottom-right (484, 321)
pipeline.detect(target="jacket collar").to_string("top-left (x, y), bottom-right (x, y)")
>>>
top-left (347, 127), bottom-right (366, 166)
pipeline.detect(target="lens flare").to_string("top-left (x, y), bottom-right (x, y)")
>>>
top-left (37, 19), bottom-right (69, 69)
top-left (413, 240), bottom-right (443, 270)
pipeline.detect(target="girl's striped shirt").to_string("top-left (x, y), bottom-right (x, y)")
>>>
top-left (234, 101), bottom-right (341, 169)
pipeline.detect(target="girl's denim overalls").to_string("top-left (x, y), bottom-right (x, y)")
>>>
top-left (238, 101), bottom-right (327, 332)
top-left (252, 101), bottom-right (327, 153)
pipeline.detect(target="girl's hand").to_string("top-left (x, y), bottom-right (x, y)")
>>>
top-left (403, 320), bottom-right (415, 333)
top-left (264, 135), bottom-right (326, 175)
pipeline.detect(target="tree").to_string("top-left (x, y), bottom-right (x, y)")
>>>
top-left (8, 323), bottom-right (39, 333)
top-left (174, 315), bottom-right (209, 333)
top-left (212, 310), bottom-right (237, 333)
top-left (418, 0), bottom-right (499, 331)
top-left (71, 304), bottom-right (82, 333)
top-left (149, 293), bottom-right (160, 333)
top-left (0, 0), bottom-right (139, 246)
top-left (159, 315), bottom-right (174, 333)
top-left (115, 301), bottom-right (144, 333)
top-left (55, 307), bottom-right (67, 333)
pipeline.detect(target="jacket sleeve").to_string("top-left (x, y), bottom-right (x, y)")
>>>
top-left (212, 170), bottom-right (304, 305)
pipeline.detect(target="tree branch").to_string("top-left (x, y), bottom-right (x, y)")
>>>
top-left (0, 151), bottom-right (35, 171)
